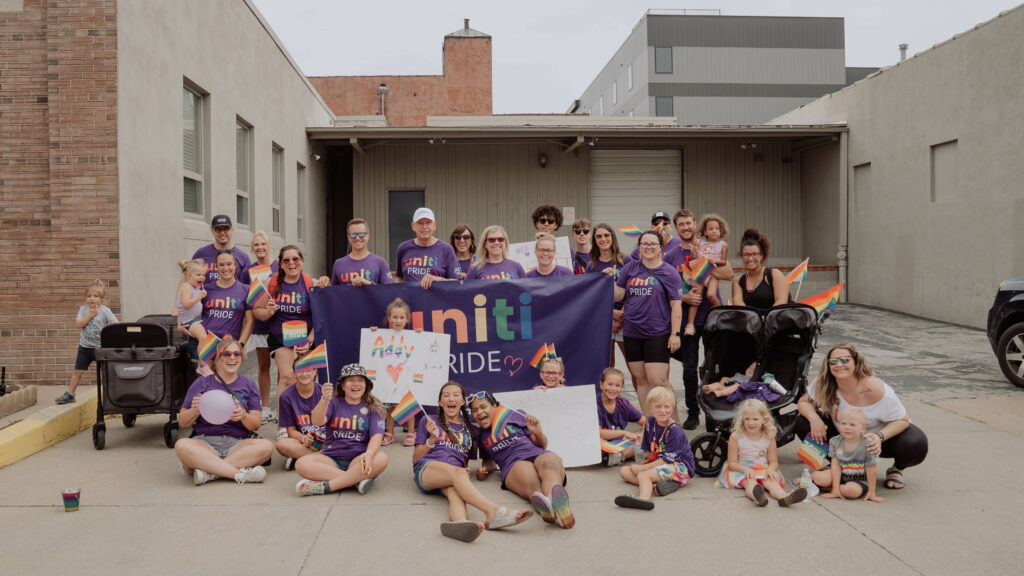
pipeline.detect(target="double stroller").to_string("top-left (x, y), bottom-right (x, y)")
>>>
top-left (689, 304), bottom-right (819, 476)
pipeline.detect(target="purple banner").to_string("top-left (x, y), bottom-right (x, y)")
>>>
top-left (311, 274), bottom-right (613, 394)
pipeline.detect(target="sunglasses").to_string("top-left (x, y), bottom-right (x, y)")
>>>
top-left (537, 218), bottom-right (557, 225)
top-left (594, 233), bottom-right (612, 239)
top-left (281, 256), bottom-right (302, 263)
top-left (827, 356), bottom-right (853, 365)
top-left (215, 249), bottom-right (234, 256)
top-left (573, 229), bottom-right (590, 235)
top-left (348, 232), bottom-right (367, 239)
top-left (452, 234), bottom-right (473, 241)
top-left (464, 391), bottom-right (496, 404)
top-left (220, 350), bottom-right (242, 358)
top-left (486, 237), bottom-right (506, 244)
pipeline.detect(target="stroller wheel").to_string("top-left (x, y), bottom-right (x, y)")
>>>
top-left (122, 414), bottom-right (137, 428)
top-left (691, 433), bottom-right (728, 477)
top-left (92, 425), bottom-right (106, 451)
top-left (163, 421), bottom-right (179, 449)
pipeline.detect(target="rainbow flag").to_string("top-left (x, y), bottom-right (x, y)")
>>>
top-left (294, 342), bottom-right (327, 373)
top-left (490, 404), bottom-right (517, 441)
top-left (616, 225), bottom-right (643, 237)
top-left (365, 370), bottom-right (376, 381)
top-left (281, 320), bottom-right (308, 347)
top-left (785, 258), bottom-right (809, 285)
top-left (545, 342), bottom-right (557, 360)
top-left (197, 332), bottom-right (222, 365)
top-left (245, 278), bottom-right (270, 307)
top-left (529, 344), bottom-right (549, 369)
top-left (390, 390), bottom-right (421, 425)
top-left (601, 438), bottom-right (633, 454)
top-left (248, 264), bottom-right (273, 284)
top-left (687, 256), bottom-right (715, 286)
top-left (800, 281), bottom-right (844, 317)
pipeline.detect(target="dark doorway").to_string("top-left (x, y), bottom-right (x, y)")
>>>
top-left (326, 146), bottom-right (353, 266)
top-left (388, 190), bottom-right (425, 265)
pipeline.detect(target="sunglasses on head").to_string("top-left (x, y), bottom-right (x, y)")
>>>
top-left (464, 391), bottom-right (497, 405)
top-left (486, 237), bottom-right (506, 244)
top-left (827, 356), bottom-right (853, 365)
top-left (452, 233), bottom-right (473, 241)
top-left (537, 218), bottom-right (557, 225)
top-left (348, 232), bottom-right (367, 239)
top-left (215, 249), bottom-right (234, 256)
top-left (573, 228), bottom-right (590, 235)
top-left (220, 350), bottom-right (242, 358)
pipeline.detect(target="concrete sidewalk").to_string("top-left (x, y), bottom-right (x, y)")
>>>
top-left (1, 304), bottom-right (1022, 575)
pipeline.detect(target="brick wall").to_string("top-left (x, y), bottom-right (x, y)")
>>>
top-left (0, 0), bottom-right (119, 387)
top-left (310, 35), bottom-right (492, 126)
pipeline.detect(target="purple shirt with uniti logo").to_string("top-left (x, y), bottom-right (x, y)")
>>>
top-left (192, 244), bottom-right (252, 289)
top-left (615, 259), bottom-right (683, 339)
top-left (322, 400), bottom-right (386, 461)
top-left (395, 239), bottom-right (459, 283)
top-left (277, 383), bottom-right (325, 437)
top-left (413, 415), bottom-right (474, 469)
top-left (597, 392), bottom-right (643, 430)
top-left (474, 411), bottom-right (547, 483)
top-left (249, 260), bottom-right (277, 336)
top-left (182, 374), bottom-right (261, 438)
top-left (269, 278), bottom-right (311, 342)
top-left (331, 253), bottom-right (394, 286)
top-left (465, 259), bottom-right (526, 280)
top-left (201, 280), bottom-right (250, 340)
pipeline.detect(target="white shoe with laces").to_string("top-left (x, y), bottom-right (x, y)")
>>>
top-left (234, 466), bottom-right (267, 485)
top-left (194, 469), bottom-right (217, 486)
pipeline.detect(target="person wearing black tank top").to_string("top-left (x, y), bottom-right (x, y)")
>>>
top-left (732, 229), bottom-right (788, 312)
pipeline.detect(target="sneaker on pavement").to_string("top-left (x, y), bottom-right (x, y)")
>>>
top-left (682, 413), bottom-right (700, 430)
top-left (194, 469), bottom-right (217, 486)
top-left (296, 479), bottom-right (328, 496)
top-left (234, 466), bottom-right (267, 485)
top-left (357, 478), bottom-right (374, 495)
top-left (606, 452), bottom-right (624, 467)
top-left (55, 392), bottom-right (76, 405)
top-left (284, 457), bottom-right (296, 471)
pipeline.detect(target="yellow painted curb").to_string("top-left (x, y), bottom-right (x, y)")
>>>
top-left (0, 389), bottom-right (97, 468)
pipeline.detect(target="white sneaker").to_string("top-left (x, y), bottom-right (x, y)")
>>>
top-left (606, 452), bottom-right (624, 467)
top-left (194, 469), bottom-right (216, 486)
top-left (357, 478), bottom-right (374, 495)
top-left (284, 457), bottom-right (296, 471)
top-left (234, 466), bottom-right (267, 485)
top-left (261, 407), bottom-right (272, 424)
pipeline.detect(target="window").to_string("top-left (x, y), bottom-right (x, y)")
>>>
top-left (235, 118), bottom-right (252, 227)
top-left (183, 86), bottom-right (205, 215)
top-left (655, 47), bottom-right (673, 74)
top-left (930, 140), bottom-right (959, 203)
top-left (612, 81), bottom-right (617, 105)
top-left (599, 96), bottom-right (603, 116)
top-left (655, 97), bottom-right (673, 117)
top-left (296, 163), bottom-right (306, 241)
top-left (272, 145), bottom-right (283, 234)
top-left (628, 63), bottom-right (633, 90)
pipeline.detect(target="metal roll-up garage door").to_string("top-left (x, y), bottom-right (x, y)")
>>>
top-left (590, 149), bottom-right (682, 249)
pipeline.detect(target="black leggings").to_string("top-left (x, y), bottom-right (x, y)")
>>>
top-left (794, 413), bottom-right (928, 470)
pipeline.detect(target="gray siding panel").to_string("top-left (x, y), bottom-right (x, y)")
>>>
top-left (652, 47), bottom-right (847, 85)
top-left (647, 15), bottom-right (844, 49)
top-left (650, 83), bottom-right (847, 98)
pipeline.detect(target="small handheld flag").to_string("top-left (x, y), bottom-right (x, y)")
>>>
top-left (294, 342), bottom-right (328, 373)
top-left (490, 404), bottom-right (517, 441)
top-left (245, 279), bottom-right (270, 307)
top-left (390, 390), bottom-right (423, 425)
top-left (529, 344), bottom-right (549, 369)
top-left (248, 264), bottom-right (273, 284)
top-left (282, 320), bottom-right (308, 347)
top-left (197, 332), bottom-right (222, 365)
top-left (686, 256), bottom-right (715, 286)
top-left (601, 438), bottom-right (633, 454)
top-left (800, 282), bottom-right (844, 318)
top-left (544, 342), bottom-right (557, 360)
top-left (785, 258), bottom-right (809, 285)
top-left (616, 225), bottom-right (643, 237)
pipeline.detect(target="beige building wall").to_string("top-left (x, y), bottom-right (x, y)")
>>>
top-left (352, 142), bottom-right (591, 255)
top-left (772, 6), bottom-right (1024, 327)
top-left (116, 0), bottom-right (333, 320)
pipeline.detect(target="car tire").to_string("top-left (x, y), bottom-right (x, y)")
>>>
top-left (996, 321), bottom-right (1024, 388)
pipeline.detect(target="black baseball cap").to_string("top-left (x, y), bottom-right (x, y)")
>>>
top-left (651, 211), bottom-right (670, 224)
top-left (211, 214), bottom-right (233, 228)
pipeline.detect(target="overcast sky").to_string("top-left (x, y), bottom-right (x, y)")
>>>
top-left (252, 0), bottom-right (1021, 114)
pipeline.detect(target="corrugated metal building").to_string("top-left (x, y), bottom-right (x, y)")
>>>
top-left (574, 10), bottom-right (876, 126)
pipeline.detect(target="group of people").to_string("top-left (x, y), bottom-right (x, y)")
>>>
top-left (59, 203), bottom-right (927, 542)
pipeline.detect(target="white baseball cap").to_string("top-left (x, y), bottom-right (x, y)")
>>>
top-left (412, 207), bottom-right (435, 223)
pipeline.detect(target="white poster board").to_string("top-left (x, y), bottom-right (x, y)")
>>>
top-left (358, 328), bottom-right (451, 404)
top-left (508, 236), bottom-right (573, 273)
top-left (494, 385), bottom-right (601, 468)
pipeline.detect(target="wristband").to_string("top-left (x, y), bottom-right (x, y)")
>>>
top-left (876, 432), bottom-right (885, 443)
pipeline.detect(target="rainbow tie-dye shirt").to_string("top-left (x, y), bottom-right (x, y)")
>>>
top-left (828, 435), bottom-right (879, 480)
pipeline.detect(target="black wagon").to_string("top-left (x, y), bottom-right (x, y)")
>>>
top-left (92, 314), bottom-right (194, 450)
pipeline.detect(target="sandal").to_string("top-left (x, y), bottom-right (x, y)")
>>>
top-left (382, 432), bottom-right (396, 446)
top-left (885, 467), bottom-right (905, 489)
top-left (614, 494), bottom-right (654, 510)
top-left (402, 434), bottom-right (415, 447)
top-left (530, 491), bottom-right (556, 524)
top-left (486, 507), bottom-right (533, 530)
top-left (441, 520), bottom-right (484, 543)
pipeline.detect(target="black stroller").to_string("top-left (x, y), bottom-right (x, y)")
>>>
top-left (689, 304), bottom-right (819, 476)
top-left (92, 314), bottom-right (194, 450)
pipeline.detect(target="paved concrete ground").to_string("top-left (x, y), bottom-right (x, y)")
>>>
top-left (1, 304), bottom-right (1022, 575)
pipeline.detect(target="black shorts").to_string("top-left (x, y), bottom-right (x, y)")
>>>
top-left (623, 334), bottom-right (671, 364)
top-left (500, 454), bottom-right (568, 491)
top-left (840, 477), bottom-right (868, 498)
top-left (74, 346), bottom-right (96, 371)
top-left (268, 334), bottom-right (285, 356)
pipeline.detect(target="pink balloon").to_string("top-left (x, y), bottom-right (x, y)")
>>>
top-left (198, 390), bottom-right (236, 425)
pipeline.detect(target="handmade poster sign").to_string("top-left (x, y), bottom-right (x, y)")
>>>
top-left (358, 328), bottom-right (451, 404)
top-left (508, 236), bottom-right (572, 273)
top-left (494, 385), bottom-right (601, 468)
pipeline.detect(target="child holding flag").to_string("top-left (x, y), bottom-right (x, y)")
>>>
top-left (276, 350), bottom-right (327, 471)
top-left (597, 368), bottom-right (644, 466)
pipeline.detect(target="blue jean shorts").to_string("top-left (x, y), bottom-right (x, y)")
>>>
top-left (195, 434), bottom-right (245, 458)
top-left (413, 460), bottom-right (442, 495)
top-left (330, 457), bottom-right (351, 471)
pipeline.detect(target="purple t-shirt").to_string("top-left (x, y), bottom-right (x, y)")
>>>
top-left (627, 235), bottom-right (681, 262)
top-left (331, 253), bottom-right (394, 286)
top-left (597, 393), bottom-right (643, 430)
top-left (456, 256), bottom-right (474, 279)
top-left (192, 244), bottom-right (252, 289)
top-left (474, 411), bottom-right (547, 483)
top-left (322, 400), bottom-right (386, 461)
top-left (526, 265), bottom-right (573, 279)
top-left (249, 260), bottom-right (278, 336)
top-left (413, 415), bottom-right (474, 470)
top-left (277, 383), bottom-right (325, 437)
top-left (640, 416), bottom-right (695, 472)
top-left (589, 258), bottom-right (624, 310)
top-left (615, 260), bottom-right (683, 339)
top-left (182, 374), bottom-right (261, 438)
top-left (572, 251), bottom-right (590, 275)
top-left (465, 259), bottom-right (526, 280)
top-left (201, 280), bottom-right (250, 341)
top-left (663, 244), bottom-right (715, 327)
top-left (269, 278), bottom-right (312, 342)
top-left (395, 239), bottom-right (459, 283)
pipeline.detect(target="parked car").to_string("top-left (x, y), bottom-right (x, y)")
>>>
top-left (987, 277), bottom-right (1024, 388)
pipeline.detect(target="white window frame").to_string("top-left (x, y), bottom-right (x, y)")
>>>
top-left (628, 63), bottom-right (633, 91)
top-left (612, 81), bottom-right (617, 105)
top-left (296, 162), bottom-right (307, 242)
top-left (655, 47), bottom-right (673, 74)
top-left (272, 144), bottom-right (284, 235)
top-left (183, 84), bottom-right (206, 217)
top-left (235, 117), bottom-right (253, 228)
top-left (599, 95), bottom-right (603, 116)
